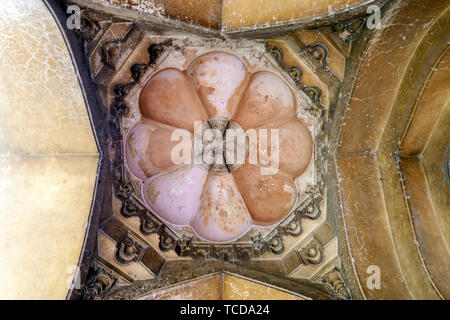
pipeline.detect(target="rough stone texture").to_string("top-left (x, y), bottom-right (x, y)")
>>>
top-left (333, 0), bottom-right (450, 300)
top-left (0, 0), bottom-right (99, 299)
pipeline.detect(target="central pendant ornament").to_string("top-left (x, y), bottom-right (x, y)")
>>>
top-left (194, 118), bottom-right (247, 175)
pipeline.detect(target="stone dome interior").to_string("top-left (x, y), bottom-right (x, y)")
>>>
top-left (124, 52), bottom-right (313, 242)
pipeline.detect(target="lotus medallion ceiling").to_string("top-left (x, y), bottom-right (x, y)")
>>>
top-left (6, 0), bottom-right (445, 300)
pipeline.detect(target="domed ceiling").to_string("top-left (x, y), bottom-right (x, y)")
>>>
top-left (7, 0), bottom-right (445, 300)
top-left (103, 34), bottom-right (330, 269)
top-left (124, 51), bottom-right (314, 242)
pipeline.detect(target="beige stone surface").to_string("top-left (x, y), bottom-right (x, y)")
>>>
top-left (400, 159), bottom-right (450, 298)
top-left (140, 274), bottom-right (223, 300)
top-left (101, 0), bottom-right (222, 29)
top-left (223, 274), bottom-right (304, 300)
top-left (0, 157), bottom-right (98, 299)
top-left (401, 50), bottom-right (450, 156)
top-left (0, 0), bottom-right (99, 299)
top-left (399, 47), bottom-right (450, 254)
top-left (376, 150), bottom-right (440, 299)
top-left (222, 0), bottom-right (362, 31)
top-left (0, 1), bottom-right (97, 156)
top-left (336, 0), bottom-right (450, 300)
top-left (422, 102), bottom-right (450, 252)
top-left (337, 154), bottom-right (411, 299)
top-left (140, 274), bottom-right (305, 300)
top-left (372, 15), bottom-right (450, 299)
top-left (73, 0), bottom-right (370, 33)
top-left (338, 0), bottom-right (450, 154)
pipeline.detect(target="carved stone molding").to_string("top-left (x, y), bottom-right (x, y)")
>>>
top-left (100, 39), bottom-right (122, 69)
top-left (296, 236), bottom-right (325, 266)
top-left (304, 43), bottom-right (330, 70)
top-left (158, 229), bottom-right (177, 252)
top-left (114, 233), bottom-right (146, 265)
top-left (267, 232), bottom-right (284, 255)
top-left (82, 268), bottom-right (117, 300)
top-left (78, 9), bottom-right (100, 41)
top-left (332, 18), bottom-right (365, 44)
top-left (321, 268), bottom-right (352, 300)
top-left (139, 216), bottom-right (159, 235)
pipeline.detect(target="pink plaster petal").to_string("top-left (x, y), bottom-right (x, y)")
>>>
top-left (233, 71), bottom-right (296, 129)
top-left (125, 119), bottom-right (191, 180)
top-left (233, 164), bottom-right (297, 226)
top-left (142, 165), bottom-right (208, 226)
top-left (192, 174), bottom-right (250, 242)
top-left (188, 52), bottom-right (248, 118)
top-left (139, 68), bottom-right (208, 132)
top-left (247, 118), bottom-right (313, 178)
